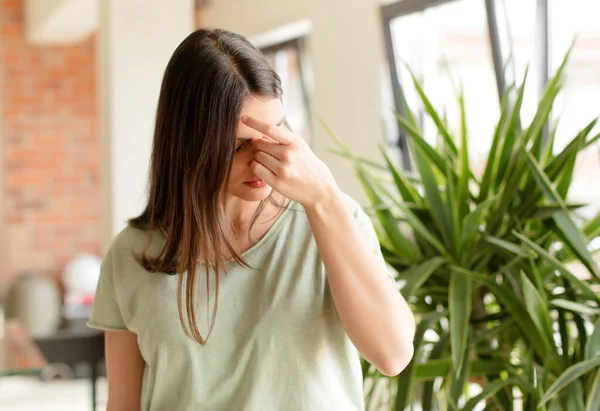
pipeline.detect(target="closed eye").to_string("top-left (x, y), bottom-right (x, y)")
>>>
top-left (234, 139), bottom-right (249, 154)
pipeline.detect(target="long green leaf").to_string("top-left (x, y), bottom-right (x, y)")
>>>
top-left (400, 85), bottom-right (420, 130)
top-left (396, 114), bottom-right (458, 181)
top-left (520, 271), bottom-right (555, 353)
top-left (371, 178), bottom-right (452, 259)
top-left (463, 378), bottom-right (521, 411)
top-left (449, 272), bottom-right (472, 375)
top-left (539, 119), bottom-right (598, 210)
top-left (420, 335), bottom-right (450, 411)
top-left (545, 119), bottom-right (597, 179)
top-left (523, 44), bottom-right (572, 163)
top-left (583, 131), bottom-right (600, 149)
top-left (405, 65), bottom-right (458, 157)
top-left (361, 358), bottom-right (371, 380)
top-left (513, 231), bottom-right (600, 304)
top-left (380, 146), bottom-right (422, 204)
top-left (574, 309), bottom-right (589, 362)
top-left (550, 299), bottom-right (600, 316)
top-left (528, 259), bottom-right (546, 301)
top-left (585, 317), bottom-right (600, 360)
top-left (523, 50), bottom-right (569, 152)
top-left (542, 119), bottom-right (559, 165)
top-left (557, 307), bottom-right (570, 367)
top-left (356, 167), bottom-right (421, 263)
top-left (326, 122), bottom-right (422, 264)
top-left (461, 198), bottom-right (495, 265)
top-left (411, 137), bottom-right (454, 250)
top-left (450, 265), bottom-right (555, 363)
top-left (583, 211), bottom-right (600, 240)
top-left (326, 147), bottom-right (389, 171)
top-left (530, 204), bottom-right (587, 220)
top-left (586, 370), bottom-right (600, 411)
top-left (564, 381), bottom-right (586, 411)
top-left (554, 137), bottom-right (582, 199)
top-left (539, 356), bottom-right (600, 406)
top-left (488, 141), bottom-right (532, 234)
top-left (479, 87), bottom-right (512, 202)
top-left (447, 397), bottom-right (460, 411)
top-left (398, 257), bottom-right (446, 298)
top-left (393, 311), bottom-right (445, 411)
top-left (320, 116), bottom-right (349, 150)
top-left (494, 71), bottom-right (527, 187)
top-left (457, 88), bottom-right (470, 222)
top-left (483, 235), bottom-right (536, 259)
top-left (524, 150), bottom-right (599, 279)
top-left (412, 359), bottom-right (508, 380)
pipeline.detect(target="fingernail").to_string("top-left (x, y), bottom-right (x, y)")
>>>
top-left (241, 116), bottom-right (248, 123)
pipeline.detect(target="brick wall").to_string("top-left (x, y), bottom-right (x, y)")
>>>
top-left (0, 0), bottom-right (101, 286)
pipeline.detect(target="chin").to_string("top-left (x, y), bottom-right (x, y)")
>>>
top-left (231, 185), bottom-right (273, 202)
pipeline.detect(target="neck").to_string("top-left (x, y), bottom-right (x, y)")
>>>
top-left (224, 192), bottom-right (286, 234)
top-left (225, 198), bottom-right (263, 232)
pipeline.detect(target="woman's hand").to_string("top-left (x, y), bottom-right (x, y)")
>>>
top-left (241, 116), bottom-right (339, 209)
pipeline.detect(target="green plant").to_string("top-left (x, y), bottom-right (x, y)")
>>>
top-left (329, 50), bottom-right (600, 410)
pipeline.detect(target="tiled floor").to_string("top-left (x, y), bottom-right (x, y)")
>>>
top-left (0, 376), bottom-right (107, 411)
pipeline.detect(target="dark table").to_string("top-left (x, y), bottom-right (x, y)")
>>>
top-left (33, 318), bottom-right (105, 411)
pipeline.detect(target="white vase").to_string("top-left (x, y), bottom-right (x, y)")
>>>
top-left (4, 272), bottom-right (62, 338)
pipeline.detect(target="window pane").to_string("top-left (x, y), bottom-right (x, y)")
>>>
top-left (389, 0), bottom-right (499, 176)
top-left (263, 44), bottom-right (312, 144)
top-left (500, 0), bottom-right (538, 124)
top-left (549, 0), bottom-right (600, 214)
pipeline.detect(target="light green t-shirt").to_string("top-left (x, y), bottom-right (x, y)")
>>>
top-left (88, 195), bottom-right (388, 411)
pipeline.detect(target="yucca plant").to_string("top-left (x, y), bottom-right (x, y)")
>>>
top-left (328, 49), bottom-right (600, 410)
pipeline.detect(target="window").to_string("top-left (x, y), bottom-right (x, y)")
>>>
top-left (549, 0), bottom-right (600, 216)
top-left (381, 0), bottom-right (600, 211)
top-left (386, 0), bottom-right (499, 175)
top-left (261, 39), bottom-right (312, 144)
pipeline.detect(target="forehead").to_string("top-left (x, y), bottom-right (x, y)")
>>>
top-left (236, 96), bottom-right (284, 138)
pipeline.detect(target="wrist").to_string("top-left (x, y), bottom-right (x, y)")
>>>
top-left (303, 184), bottom-right (345, 217)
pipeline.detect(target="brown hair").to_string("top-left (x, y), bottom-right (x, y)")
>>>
top-left (129, 29), bottom-right (283, 344)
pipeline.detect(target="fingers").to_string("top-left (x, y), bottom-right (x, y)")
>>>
top-left (251, 139), bottom-right (288, 161)
top-left (250, 160), bottom-right (276, 185)
top-left (241, 116), bottom-right (294, 145)
top-left (253, 151), bottom-right (281, 175)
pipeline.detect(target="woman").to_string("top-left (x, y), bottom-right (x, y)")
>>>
top-left (88, 28), bottom-right (415, 411)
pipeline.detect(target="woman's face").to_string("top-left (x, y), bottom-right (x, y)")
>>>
top-left (227, 95), bottom-right (285, 202)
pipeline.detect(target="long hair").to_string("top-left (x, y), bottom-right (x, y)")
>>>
top-left (129, 29), bottom-right (283, 344)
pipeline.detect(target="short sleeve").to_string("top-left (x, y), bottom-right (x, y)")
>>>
top-left (350, 197), bottom-right (394, 280)
top-left (87, 246), bottom-right (128, 331)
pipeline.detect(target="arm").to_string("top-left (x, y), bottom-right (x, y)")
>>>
top-left (305, 189), bottom-right (416, 376)
top-left (105, 330), bottom-right (145, 411)
top-left (241, 115), bottom-right (416, 377)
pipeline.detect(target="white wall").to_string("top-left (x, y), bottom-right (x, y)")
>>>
top-left (98, 0), bottom-right (195, 249)
top-left (202, 0), bottom-right (389, 203)
top-left (25, 0), bottom-right (98, 44)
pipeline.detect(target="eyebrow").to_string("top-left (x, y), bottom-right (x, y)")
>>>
top-left (236, 116), bottom-right (286, 140)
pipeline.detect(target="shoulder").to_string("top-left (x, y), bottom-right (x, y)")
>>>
top-left (339, 192), bottom-right (371, 223)
top-left (340, 192), bottom-right (365, 213)
top-left (105, 225), bottom-right (164, 265)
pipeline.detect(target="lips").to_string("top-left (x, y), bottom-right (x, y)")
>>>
top-left (244, 178), bottom-right (267, 189)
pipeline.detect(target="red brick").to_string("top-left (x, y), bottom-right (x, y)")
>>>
top-left (1, 0), bottom-right (101, 286)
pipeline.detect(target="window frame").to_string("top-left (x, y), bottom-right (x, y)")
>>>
top-left (380, 0), bottom-right (550, 168)
top-left (259, 36), bottom-right (313, 145)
